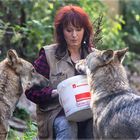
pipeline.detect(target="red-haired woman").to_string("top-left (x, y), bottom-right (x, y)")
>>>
top-left (25, 5), bottom-right (94, 140)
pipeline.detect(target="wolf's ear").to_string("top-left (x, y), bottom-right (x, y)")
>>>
top-left (101, 50), bottom-right (114, 64)
top-left (116, 48), bottom-right (128, 63)
top-left (7, 49), bottom-right (19, 66)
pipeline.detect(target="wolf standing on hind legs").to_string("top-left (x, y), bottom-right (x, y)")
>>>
top-left (0, 49), bottom-right (49, 140)
top-left (76, 48), bottom-right (140, 139)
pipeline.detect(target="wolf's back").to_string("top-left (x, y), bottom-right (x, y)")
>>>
top-left (97, 90), bottom-right (140, 139)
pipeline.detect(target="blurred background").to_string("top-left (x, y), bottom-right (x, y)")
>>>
top-left (0, 0), bottom-right (140, 139)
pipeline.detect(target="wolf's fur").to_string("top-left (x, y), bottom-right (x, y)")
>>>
top-left (76, 48), bottom-right (140, 139)
top-left (0, 49), bottom-right (49, 140)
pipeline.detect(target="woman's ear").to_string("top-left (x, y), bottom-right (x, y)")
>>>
top-left (101, 50), bottom-right (114, 64)
top-left (7, 49), bottom-right (19, 66)
top-left (115, 48), bottom-right (128, 63)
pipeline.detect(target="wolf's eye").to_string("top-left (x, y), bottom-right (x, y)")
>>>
top-left (31, 68), bottom-right (36, 73)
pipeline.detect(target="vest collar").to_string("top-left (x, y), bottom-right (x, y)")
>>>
top-left (58, 47), bottom-right (89, 64)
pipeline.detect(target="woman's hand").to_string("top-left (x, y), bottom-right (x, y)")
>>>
top-left (51, 89), bottom-right (59, 98)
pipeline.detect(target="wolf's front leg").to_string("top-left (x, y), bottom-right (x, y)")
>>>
top-left (0, 133), bottom-right (8, 140)
top-left (0, 121), bottom-right (8, 140)
top-left (0, 108), bottom-right (10, 140)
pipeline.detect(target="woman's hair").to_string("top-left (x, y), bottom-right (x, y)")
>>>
top-left (54, 5), bottom-right (94, 59)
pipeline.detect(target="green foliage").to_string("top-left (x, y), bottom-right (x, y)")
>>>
top-left (120, 0), bottom-right (140, 54)
top-left (8, 107), bottom-right (37, 140)
top-left (22, 121), bottom-right (37, 140)
top-left (13, 107), bottom-right (30, 121)
top-left (101, 14), bottom-right (126, 50)
top-left (8, 121), bottom-right (37, 140)
top-left (8, 129), bottom-right (20, 140)
top-left (121, 0), bottom-right (140, 34)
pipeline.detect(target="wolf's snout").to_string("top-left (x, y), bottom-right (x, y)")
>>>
top-left (75, 63), bottom-right (86, 74)
top-left (40, 78), bottom-right (50, 87)
top-left (33, 73), bottom-right (49, 88)
top-left (77, 68), bottom-right (86, 75)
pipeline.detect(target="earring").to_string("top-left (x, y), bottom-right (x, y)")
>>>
top-left (83, 40), bottom-right (86, 44)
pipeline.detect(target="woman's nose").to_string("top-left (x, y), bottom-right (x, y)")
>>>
top-left (72, 30), bottom-right (77, 37)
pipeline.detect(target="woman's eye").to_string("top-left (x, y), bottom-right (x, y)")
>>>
top-left (66, 29), bottom-right (72, 32)
top-left (76, 28), bottom-right (82, 31)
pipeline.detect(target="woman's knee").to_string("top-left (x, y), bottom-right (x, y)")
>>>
top-left (53, 116), bottom-right (77, 139)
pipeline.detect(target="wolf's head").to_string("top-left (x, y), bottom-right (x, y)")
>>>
top-left (76, 48), bottom-right (128, 75)
top-left (76, 48), bottom-right (129, 94)
top-left (7, 49), bottom-right (49, 92)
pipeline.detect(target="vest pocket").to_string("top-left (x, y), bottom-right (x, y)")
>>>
top-left (50, 73), bottom-right (67, 88)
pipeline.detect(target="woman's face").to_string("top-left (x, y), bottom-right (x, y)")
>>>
top-left (63, 24), bottom-right (84, 49)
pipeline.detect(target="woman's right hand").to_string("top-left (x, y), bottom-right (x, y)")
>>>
top-left (51, 89), bottom-right (59, 98)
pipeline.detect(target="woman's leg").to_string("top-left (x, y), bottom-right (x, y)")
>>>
top-left (53, 116), bottom-right (77, 140)
top-left (84, 118), bottom-right (94, 139)
top-left (78, 118), bottom-right (93, 139)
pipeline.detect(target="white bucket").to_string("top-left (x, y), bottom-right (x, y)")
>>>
top-left (57, 75), bottom-right (92, 122)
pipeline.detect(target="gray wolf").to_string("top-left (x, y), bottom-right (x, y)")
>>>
top-left (75, 48), bottom-right (140, 139)
top-left (0, 49), bottom-right (49, 140)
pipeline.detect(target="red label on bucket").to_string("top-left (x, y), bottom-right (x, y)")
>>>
top-left (75, 92), bottom-right (91, 102)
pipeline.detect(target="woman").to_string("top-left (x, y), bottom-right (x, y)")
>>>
top-left (25, 5), bottom-right (94, 140)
